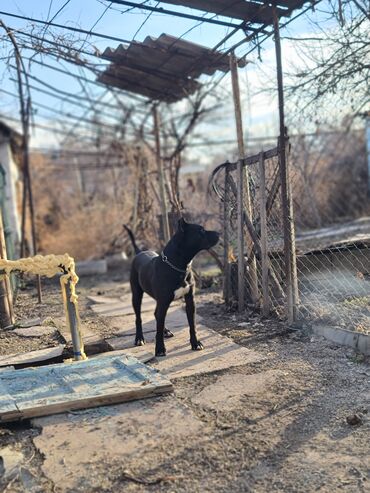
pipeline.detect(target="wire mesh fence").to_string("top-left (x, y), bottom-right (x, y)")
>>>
top-left (289, 132), bottom-right (370, 334)
top-left (211, 131), bottom-right (370, 335)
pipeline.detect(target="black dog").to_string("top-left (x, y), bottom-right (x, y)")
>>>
top-left (124, 218), bottom-right (219, 356)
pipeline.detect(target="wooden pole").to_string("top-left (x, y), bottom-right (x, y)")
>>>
top-left (230, 53), bottom-right (259, 311)
top-left (152, 105), bottom-right (170, 244)
top-left (258, 152), bottom-right (269, 316)
top-left (0, 209), bottom-right (14, 328)
top-left (223, 166), bottom-right (231, 304)
top-left (273, 9), bottom-right (298, 323)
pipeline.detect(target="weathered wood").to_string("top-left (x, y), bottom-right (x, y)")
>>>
top-left (226, 147), bottom-right (279, 171)
top-left (230, 53), bottom-right (259, 311)
top-left (228, 175), bottom-right (285, 299)
top-left (0, 209), bottom-right (13, 328)
top-left (259, 152), bottom-right (270, 316)
top-left (153, 105), bottom-right (170, 243)
top-left (223, 166), bottom-right (231, 304)
top-left (0, 354), bottom-right (173, 422)
top-left (273, 9), bottom-right (298, 323)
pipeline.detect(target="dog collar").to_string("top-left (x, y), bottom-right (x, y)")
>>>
top-left (161, 252), bottom-right (191, 274)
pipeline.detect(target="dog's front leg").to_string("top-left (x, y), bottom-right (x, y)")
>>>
top-left (185, 290), bottom-right (203, 351)
top-left (155, 301), bottom-right (170, 357)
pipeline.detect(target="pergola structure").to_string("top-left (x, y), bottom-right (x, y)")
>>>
top-left (99, 0), bottom-right (317, 321)
top-left (98, 35), bottom-right (246, 242)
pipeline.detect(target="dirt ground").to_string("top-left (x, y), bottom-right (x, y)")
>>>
top-left (0, 271), bottom-right (369, 493)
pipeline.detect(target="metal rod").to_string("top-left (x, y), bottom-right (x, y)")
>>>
top-left (273, 8), bottom-right (298, 323)
top-left (153, 105), bottom-right (170, 244)
top-left (63, 278), bottom-right (86, 361)
top-left (229, 53), bottom-right (259, 311)
top-left (258, 152), bottom-right (270, 316)
top-left (6, 22), bottom-right (42, 303)
top-left (223, 166), bottom-right (231, 304)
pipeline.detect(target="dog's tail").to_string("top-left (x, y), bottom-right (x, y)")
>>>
top-left (123, 225), bottom-right (141, 255)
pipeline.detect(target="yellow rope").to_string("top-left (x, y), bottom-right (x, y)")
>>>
top-left (0, 253), bottom-right (79, 302)
top-left (0, 254), bottom-right (86, 360)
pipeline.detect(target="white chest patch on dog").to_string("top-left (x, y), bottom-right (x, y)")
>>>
top-left (174, 284), bottom-right (191, 299)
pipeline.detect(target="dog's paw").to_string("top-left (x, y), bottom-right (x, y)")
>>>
top-left (134, 337), bottom-right (145, 346)
top-left (155, 346), bottom-right (167, 357)
top-left (164, 328), bottom-right (174, 338)
top-left (191, 340), bottom-right (204, 351)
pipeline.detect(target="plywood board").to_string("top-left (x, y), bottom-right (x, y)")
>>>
top-left (106, 308), bottom-right (264, 379)
top-left (0, 354), bottom-right (172, 422)
top-left (0, 345), bottom-right (65, 368)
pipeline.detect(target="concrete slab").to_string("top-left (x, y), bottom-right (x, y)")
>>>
top-left (76, 259), bottom-right (107, 276)
top-left (0, 345), bottom-right (65, 368)
top-left (107, 308), bottom-right (264, 379)
top-left (86, 295), bottom-right (121, 305)
top-left (32, 395), bottom-right (204, 492)
top-left (313, 324), bottom-right (370, 355)
top-left (17, 318), bottom-right (42, 328)
top-left (13, 325), bottom-right (57, 338)
top-left (192, 370), bottom-right (284, 413)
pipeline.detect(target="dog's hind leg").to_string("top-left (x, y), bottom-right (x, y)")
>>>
top-left (185, 289), bottom-right (203, 351)
top-left (132, 284), bottom-right (145, 346)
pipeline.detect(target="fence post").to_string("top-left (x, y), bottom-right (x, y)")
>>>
top-left (258, 152), bottom-right (270, 316)
top-left (0, 208), bottom-right (13, 328)
top-left (153, 104), bottom-right (170, 244)
top-left (223, 166), bottom-right (231, 304)
top-left (229, 53), bottom-right (259, 311)
top-left (273, 9), bottom-right (298, 323)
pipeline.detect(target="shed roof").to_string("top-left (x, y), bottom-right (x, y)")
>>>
top-left (97, 34), bottom-right (246, 103)
top-left (156, 0), bottom-right (310, 24)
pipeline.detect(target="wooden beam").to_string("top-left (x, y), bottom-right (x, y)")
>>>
top-left (153, 105), bottom-right (170, 243)
top-left (230, 53), bottom-right (259, 311)
top-left (259, 152), bottom-right (270, 316)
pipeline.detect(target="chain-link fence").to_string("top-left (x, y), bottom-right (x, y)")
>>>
top-left (211, 130), bottom-right (370, 335)
top-left (290, 131), bottom-right (370, 333)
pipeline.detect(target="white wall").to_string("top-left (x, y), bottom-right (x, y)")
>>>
top-left (0, 139), bottom-right (21, 254)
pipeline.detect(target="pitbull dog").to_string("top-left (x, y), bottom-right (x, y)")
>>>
top-left (124, 218), bottom-right (219, 356)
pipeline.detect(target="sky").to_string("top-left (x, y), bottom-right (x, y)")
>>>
top-left (0, 0), bottom-right (338, 168)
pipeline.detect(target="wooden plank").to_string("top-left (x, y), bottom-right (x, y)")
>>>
top-left (0, 345), bottom-right (65, 367)
top-left (153, 105), bottom-right (170, 243)
top-left (228, 175), bottom-right (285, 299)
top-left (0, 354), bottom-right (172, 422)
top-left (230, 53), bottom-right (259, 311)
top-left (259, 152), bottom-right (270, 316)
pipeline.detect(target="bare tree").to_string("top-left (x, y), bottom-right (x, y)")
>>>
top-left (285, 0), bottom-right (369, 122)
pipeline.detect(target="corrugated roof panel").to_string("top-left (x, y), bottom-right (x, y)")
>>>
top-left (98, 34), bottom-right (245, 102)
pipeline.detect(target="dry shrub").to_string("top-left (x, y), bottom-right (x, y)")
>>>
top-left (39, 204), bottom-right (124, 260)
top-left (290, 129), bottom-right (367, 230)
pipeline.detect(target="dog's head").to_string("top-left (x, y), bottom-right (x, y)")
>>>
top-left (174, 218), bottom-right (219, 256)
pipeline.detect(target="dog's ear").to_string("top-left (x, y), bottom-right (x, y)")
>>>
top-left (177, 217), bottom-right (187, 232)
